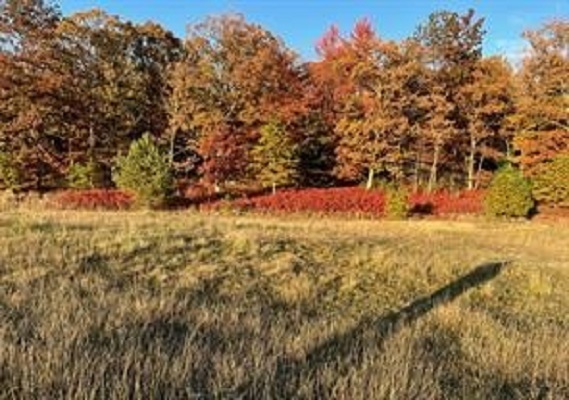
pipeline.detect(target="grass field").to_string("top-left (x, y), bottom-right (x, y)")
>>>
top-left (1, 210), bottom-right (568, 399)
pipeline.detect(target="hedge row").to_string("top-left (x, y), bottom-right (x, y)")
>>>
top-left (41, 186), bottom-right (487, 217)
top-left (201, 187), bottom-right (485, 217)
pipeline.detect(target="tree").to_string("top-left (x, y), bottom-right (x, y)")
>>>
top-left (461, 56), bottom-right (516, 189)
top-left (385, 184), bottom-right (410, 219)
top-left (168, 14), bottom-right (304, 187)
top-left (0, 0), bottom-right (71, 189)
top-left (484, 165), bottom-right (534, 218)
top-left (414, 9), bottom-right (485, 86)
top-left (56, 10), bottom-right (181, 178)
top-left (324, 20), bottom-right (422, 188)
top-left (294, 110), bottom-right (337, 187)
top-left (250, 121), bottom-right (299, 193)
top-left (113, 133), bottom-right (174, 208)
top-left (130, 21), bottom-right (182, 140)
top-left (310, 24), bottom-right (353, 126)
top-left (198, 126), bottom-right (248, 191)
top-left (417, 76), bottom-right (456, 191)
top-left (532, 154), bottom-right (569, 208)
top-left (513, 20), bottom-right (569, 175)
top-left (415, 9), bottom-right (487, 187)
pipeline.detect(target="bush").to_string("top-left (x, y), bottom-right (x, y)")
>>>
top-left (201, 187), bottom-right (386, 216)
top-left (410, 190), bottom-right (484, 216)
top-left (51, 189), bottom-right (134, 210)
top-left (201, 187), bottom-right (487, 218)
top-left (67, 161), bottom-right (105, 189)
top-left (113, 134), bottom-right (174, 208)
top-left (0, 152), bottom-right (22, 190)
top-left (385, 185), bottom-right (409, 219)
top-left (484, 165), bottom-right (534, 218)
top-left (532, 155), bottom-right (569, 208)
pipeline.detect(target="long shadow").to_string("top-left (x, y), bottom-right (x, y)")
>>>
top-left (237, 260), bottom-right (510, 398)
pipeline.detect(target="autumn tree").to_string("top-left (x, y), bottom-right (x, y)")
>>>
top-left (250, 120), bottom-right (299, 193)
top-left (292, 32), bottom-right (349, 187)
top-left (168, 14), bottom-right (304, 187)
top-left (415, 9), bottom-right (487, 187)
top-left (130, 21), bottom-right (182, 140)
top-left (416, 76), bottom-right (456, 191)
top-left (1, 3), bottom-right (564, 199)
top-left (532, 154), bottom-right (569, 207)
top-left (56, 10), bottom-right (181, 182)
top-left (320, 20), bottom-right (423, 189)
top-left (0, 0), bottom-right (71, 189)
top-left (310, 24), bottom-right (352, 126)
top-left (461, 56), bottom-right (516, 189)
top-left (198, 126), bottom-right (248, 191)
top-left (513, 20), bottom-right (569, 175)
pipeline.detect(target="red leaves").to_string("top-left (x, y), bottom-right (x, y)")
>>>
top-left (199, 128), bottom-right (249, 185)
top-left (315, 25), bottom-right (343, 59)
top-left (410, 190), bottom-right (485, 215)
top-left (51, 189), bottom-right (134, 210)
top-left (48, 186), bottom-right (483, 215)
top-left (203, 187), bottom-right (385, 216)
top-left (201, 187), bottom-right (485, 217)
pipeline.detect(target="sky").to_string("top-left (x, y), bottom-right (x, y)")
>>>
top-left (59, 0), bottom-right (568, 64)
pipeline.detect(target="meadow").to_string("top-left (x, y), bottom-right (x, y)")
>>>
top-left (1, 210), bottom-right (568, 399)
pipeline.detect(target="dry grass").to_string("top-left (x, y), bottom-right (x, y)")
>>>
top-left (1, 210), bottom-right (568, 399)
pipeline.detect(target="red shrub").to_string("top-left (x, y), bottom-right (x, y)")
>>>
top-left (202, 187), bottom-right (386, 216)
top-left (201, 187), bottom-right (485, 217)
top-left (51, 189), bottom-right (134, 210)
top-left (410, 189), bottom-right (484, 215)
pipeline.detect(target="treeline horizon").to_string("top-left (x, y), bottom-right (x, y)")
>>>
top-left (0, 0), bottom-right (567, 194)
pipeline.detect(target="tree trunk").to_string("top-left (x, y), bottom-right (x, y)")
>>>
top-left (428, 143), bottom-right (440, 193)
top-left (169, 129), bottom-right (177, 166)
top-left (413, 151), bottom-right (420, 192)
top-left (366, 168), bottom-right (375, 190)
top-left (467, 136), bottom-right (477, 190)
top-left (88, 124), bottom-right (96, 163)
top-left (272, 182), bottom-right (276, 195)
top-left (475, 154), bottom-right (485, 190)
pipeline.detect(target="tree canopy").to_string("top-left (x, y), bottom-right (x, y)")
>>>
top-left (0, 2), bottom-right (566, 199)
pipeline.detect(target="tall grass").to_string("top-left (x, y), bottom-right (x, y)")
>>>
top-left (1, 211), bottom-right (568, 399)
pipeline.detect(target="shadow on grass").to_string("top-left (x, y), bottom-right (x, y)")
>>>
top-left (237, 260), bottom-right (510, 398)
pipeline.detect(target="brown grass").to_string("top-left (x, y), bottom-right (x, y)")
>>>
top-left (1, 210), bottom-right (568, 399)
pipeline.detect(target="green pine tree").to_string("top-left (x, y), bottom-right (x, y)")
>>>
top-left (251, 121), bottom-right (299, 193)
top-left (113, 134), bottom-right (174, 208)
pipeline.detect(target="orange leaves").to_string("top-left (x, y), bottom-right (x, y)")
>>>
top-left (0, 4), bottom-right (566, 195)
top-left (514, 20), bottom-right (568, 176)
top-left (515, 130), bottom-right (569, 175)
top-left (170, 15), bottom-right (307, 186)
top-left (182, 14), bottom-right (304, 126)
top-left (314, 20), bottom-right (423, 183)
top-left (198, 127), bottom-right (249, 185)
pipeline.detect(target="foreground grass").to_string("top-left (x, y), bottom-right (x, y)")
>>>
top-left (0, 211), bottom-right (568, 399)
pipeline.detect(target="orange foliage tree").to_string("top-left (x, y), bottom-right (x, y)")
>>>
top-left (167, 15), bottom-right (304, 188)
top-left (513, 20), bottom-right (569, 175)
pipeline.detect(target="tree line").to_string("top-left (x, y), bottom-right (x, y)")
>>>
top-left (0, 0), bottom-right (567, 195)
